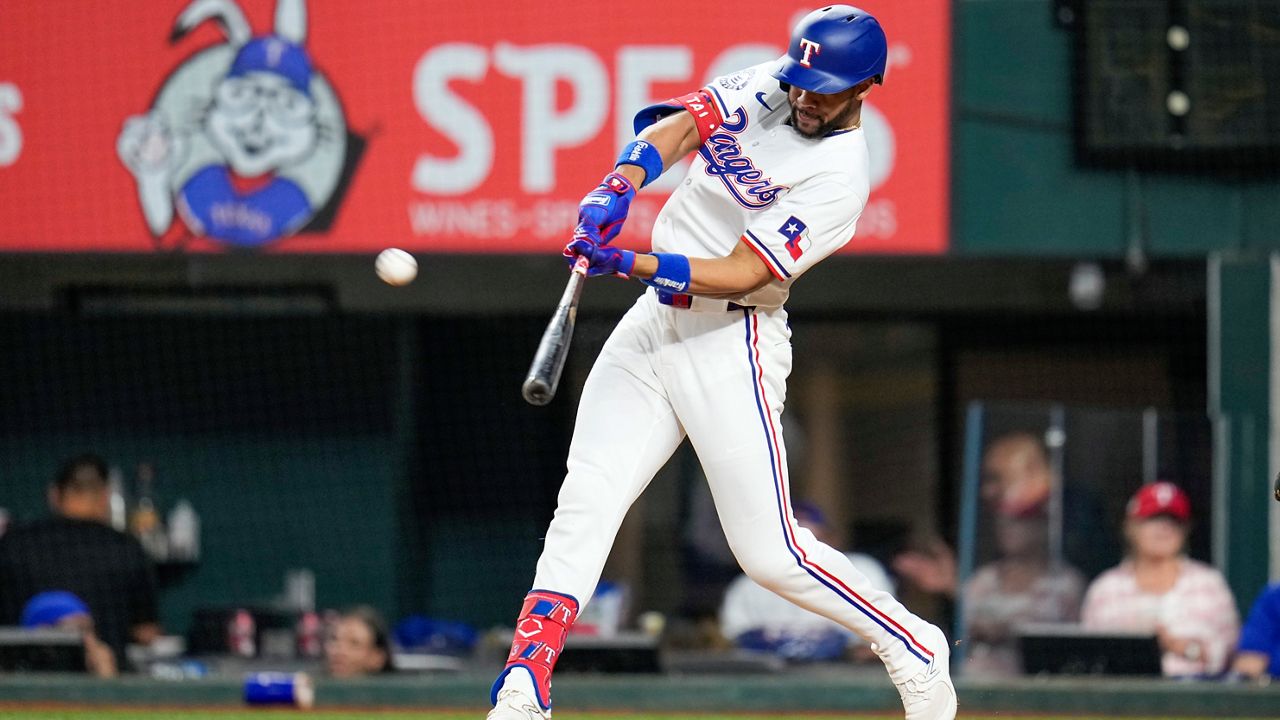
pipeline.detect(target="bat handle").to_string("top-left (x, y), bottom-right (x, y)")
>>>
top-left (572, 254), bottom-right (590, 276)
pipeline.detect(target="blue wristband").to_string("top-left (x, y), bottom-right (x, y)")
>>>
top-left (616, 140), bottom-right (664, 189)
top-left (641, 253), bottom-right (691, 293)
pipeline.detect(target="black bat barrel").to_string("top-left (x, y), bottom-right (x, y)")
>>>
top-left (522, 270), bottom-right (585, 406)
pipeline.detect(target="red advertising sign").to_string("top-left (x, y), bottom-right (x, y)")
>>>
top-left (0, 1), bottom-right (948, 254)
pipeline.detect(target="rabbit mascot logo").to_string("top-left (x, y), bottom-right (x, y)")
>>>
top-left (118, 0), bottom-right (361, 249)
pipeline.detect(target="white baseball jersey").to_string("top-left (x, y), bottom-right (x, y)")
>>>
top-left (639, 61), bottom-right (870, 308)
top-left (506, 62), bottom-right (947, 711)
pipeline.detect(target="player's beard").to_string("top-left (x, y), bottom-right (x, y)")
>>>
top-left (789, 98), bottom-right (859, 139)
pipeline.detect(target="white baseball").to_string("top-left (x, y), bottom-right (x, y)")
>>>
top-left (375, 248), bottom-right (418, 286)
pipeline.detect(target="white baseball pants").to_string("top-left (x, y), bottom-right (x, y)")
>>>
top-left (531, 289), bottom-right (942, 684)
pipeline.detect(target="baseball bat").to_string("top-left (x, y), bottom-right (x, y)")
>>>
top-left (522, 256), bottom-right (590, 406)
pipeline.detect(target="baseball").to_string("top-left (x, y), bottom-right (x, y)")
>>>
top-left (375, 248), bottom-right (417, 286)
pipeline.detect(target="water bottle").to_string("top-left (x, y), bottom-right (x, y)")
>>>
top-left (228, 609), bottom-right (256, 658)
top-left (243, 671), bottom-right (314, 708)
top-left (296, 611), bottom-right (323, 659)
top-left (107, 466), bottom-right (128, 532)
top-left (167, 499), bottom-right (200, 561)
top-left (130, 463), bottom-right (167, 560)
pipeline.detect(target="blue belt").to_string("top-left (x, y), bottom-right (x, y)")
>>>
top-left (656, 290), bottom-right (754, 312)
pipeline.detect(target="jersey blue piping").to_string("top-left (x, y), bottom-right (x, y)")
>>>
top-left (743, 229), bottom-right (792, 279)
top-left (705, 84), bottom-right (730, 118)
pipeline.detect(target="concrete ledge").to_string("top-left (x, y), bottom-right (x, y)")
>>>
top-left (0, 672), bottom-right (1276, 717)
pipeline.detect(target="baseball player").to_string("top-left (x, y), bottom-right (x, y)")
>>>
top-left (488, 7), bottom-right (956, 720)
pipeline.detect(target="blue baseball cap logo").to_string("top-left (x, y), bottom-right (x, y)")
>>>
top-left (228, 35), bottom-right (314, 96)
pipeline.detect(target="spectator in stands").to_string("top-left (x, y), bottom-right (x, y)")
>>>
top-left (894, 432), bottom-right (1086, 676)
top-left (961, 501), bottom-right (1085, 677)
top-left (21, 590), bottom-right (117, 677)
top-left (1230, 583), bottom-right (1280, 682)
top-left (895, 430), bottom-right (1111, 591)
top-left (0, 454), bottom-right (160, 670)
top-left (1082, 481), bottom-right (1238, 677)
top-left (325, 605), bottom-right (393, 677)
top-left (719, 501), bottom-right (895, 662)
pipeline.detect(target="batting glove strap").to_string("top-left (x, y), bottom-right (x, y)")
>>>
top-left (616, 248), bottom-right (638, 277)
top-left (641, 252), bottom-right (691, 293)
top-left (615, 140), bottom-right (664, 189)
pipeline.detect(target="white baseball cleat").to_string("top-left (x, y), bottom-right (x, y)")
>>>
top-left (896, 626), bottom-right (957, 720)
top-left (486, 689), bottom-right (550, 720)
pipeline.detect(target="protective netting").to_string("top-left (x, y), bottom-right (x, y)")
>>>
top-left (1077, 0), bottom-right (1280, 172)
top-left (0, 306), bottom-right (1207, 671)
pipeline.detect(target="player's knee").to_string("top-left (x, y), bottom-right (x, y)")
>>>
top-left (735, 551), bottom-right (798, 592)
top-left (547, 471), bottom-right (633, 538)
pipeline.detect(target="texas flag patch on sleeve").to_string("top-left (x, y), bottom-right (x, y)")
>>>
top-left (778, 216), bottom-right (810, 260)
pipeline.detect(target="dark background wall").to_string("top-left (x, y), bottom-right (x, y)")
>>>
top-left (954, 1), bottom-right (1280, 257)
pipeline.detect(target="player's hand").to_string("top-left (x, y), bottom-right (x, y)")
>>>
top-left (564, 234), bottom-right (636, 278)
top-left (1155, 626), bottom-right (1202, 661)
top-left (891, 538), bottom-right (958, 597)
top-left (117, 112), bottom-right (186, 182)
top-left (576, 172), bottom-right (636, 246)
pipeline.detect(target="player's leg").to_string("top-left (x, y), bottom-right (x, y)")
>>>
top-left (670, 308), bottom-right (955, 719)
top-left (491, 298), bottom-right (685, 718)
top-left (533, 298), bottom-right (686, 603)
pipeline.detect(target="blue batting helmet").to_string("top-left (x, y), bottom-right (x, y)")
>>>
top-left (773, 6), bottom-right (888, 94)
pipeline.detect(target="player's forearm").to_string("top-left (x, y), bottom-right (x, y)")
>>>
top-left (630, 250), bottom-right (771, 296)
top-left (613, 112), bottom-right (700, 187)
top-left (612, 164), bottom-right (647, 189)
top-left (641, 111), bottom-right (702, 167)
top-left (688, 255), bottom-right (772, 295)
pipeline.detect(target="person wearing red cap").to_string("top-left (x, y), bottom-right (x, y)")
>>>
top-left (1081, 482), bottom-right (1239, 677)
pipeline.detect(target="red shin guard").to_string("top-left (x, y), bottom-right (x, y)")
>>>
top-left (490, 589), bottom-right (579, 710)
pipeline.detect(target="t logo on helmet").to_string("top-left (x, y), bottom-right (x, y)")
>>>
top-left (798, 38), bottom-right (821, 68)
